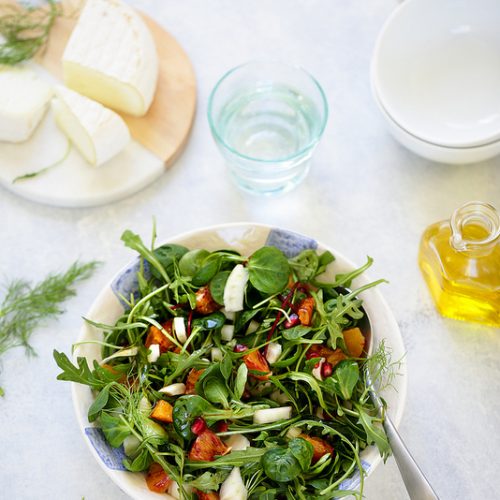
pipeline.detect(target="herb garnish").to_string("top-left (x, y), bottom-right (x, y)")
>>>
top-left (0, 0), bottom-right (61, 65)
top-left (55, 230), bottom-right (396, 499)
top-left (0, 260), bottom-right (99, 395)
top-left (12, 138), bottom-right (71, 183)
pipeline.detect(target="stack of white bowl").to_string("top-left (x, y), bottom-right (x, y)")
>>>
top-left (371, 0), bottom-right (500, 164)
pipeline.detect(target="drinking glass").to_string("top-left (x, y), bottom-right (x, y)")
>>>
top-left (208, 61), bottom-right (328, 196)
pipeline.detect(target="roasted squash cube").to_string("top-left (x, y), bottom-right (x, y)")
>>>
top-left (243, 350), bottom-right (271, 380)
top-left (185, 368), bottom-right (205, 395)
top-left (343, 327), bottom-right (365, 358)
top-left (150, 400), bottom-right (173, 424)
top-left (146, 462), bottom-right (172, 493)
top-left (145, 319), bottom-right (175, 353)
top-left (195, 286), bottom-right (220, 315)
top-left (297, 297), bottom-right (315, 326)
top-left (299, 434), bottom-right (334, 463)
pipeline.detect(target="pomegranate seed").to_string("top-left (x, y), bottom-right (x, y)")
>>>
top-left (216, 421), bottom-right (229, 433)
top-left (306, 351), bottom-right (321, 360)
top-left (191, 417), bottom-right (206, 436)
top-left (321, 361), bottom-right (333, 378)
top-left (284, 313), bottom-right (300, 329)
top-left (234, 344), bottom-right (248, 353)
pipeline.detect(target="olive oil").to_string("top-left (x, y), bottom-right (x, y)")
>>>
top-left (418, 201), bottom-right (500, 327)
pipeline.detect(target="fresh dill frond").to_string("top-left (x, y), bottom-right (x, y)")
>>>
top-left (365, 338), bottom-right (404, 395)
top-left (12, 138), bottom-right (71, 183)
top-left (0, 0), bottom-right (61, 65)
top-left (0, 260), bottom-right (100, 394)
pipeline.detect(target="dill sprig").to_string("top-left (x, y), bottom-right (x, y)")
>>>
top-left (0, 260), bottom-right (100, 395)
top-left (12, 138), bottom-right (71, 183)
top-left (0, 0), bottom-right (61, 65)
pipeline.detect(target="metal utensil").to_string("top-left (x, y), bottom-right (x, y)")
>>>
top-left (358, 311), bottom-right (440, 500)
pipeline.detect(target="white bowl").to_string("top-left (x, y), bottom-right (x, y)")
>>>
top-left (72, 223), bottom-right (407, 499)
top-left (373, 86), bottom-right (500, 164)
top-left (372, 0), bottom-right (500, 148)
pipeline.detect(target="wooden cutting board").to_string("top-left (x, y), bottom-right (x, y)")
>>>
top-left (36, 1), bottom-right (197, 166)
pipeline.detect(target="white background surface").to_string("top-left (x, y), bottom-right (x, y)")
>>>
top-left (0, 1), bottom-right (499, 499)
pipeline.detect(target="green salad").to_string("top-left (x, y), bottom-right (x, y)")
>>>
top-left (54, 229), bottom-right (393, 500)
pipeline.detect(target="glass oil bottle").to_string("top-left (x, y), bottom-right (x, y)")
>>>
top-left (418, 201), bottom-right (500, 327)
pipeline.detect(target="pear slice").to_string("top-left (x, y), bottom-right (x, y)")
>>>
top-left (52, 86), bottom-right (130, 166)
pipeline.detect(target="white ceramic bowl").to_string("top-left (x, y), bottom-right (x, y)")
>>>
top-left (72, 223), bottom-right (407, 499)
top-left (373, 85), bottom-right (500, 164)
top-left (372, 0), bottom-right (500, 148)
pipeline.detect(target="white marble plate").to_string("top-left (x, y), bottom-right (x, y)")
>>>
top-left (0, 66), bottom-right (164, 208)
top-left (72, 223), bottom-right (407, 498)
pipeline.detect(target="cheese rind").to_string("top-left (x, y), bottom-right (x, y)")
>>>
top-left (52, 86), bottom-right (130, 166)
top-left (62, 0), bottom-right (158, 117)
top-left (0, 67), bottom-right (53, 143)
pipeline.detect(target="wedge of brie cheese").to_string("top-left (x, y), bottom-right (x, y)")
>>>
top-left (0, 67), bottom-right (53, 143)
top-left (62, 0), bottom-right (159, 117)
top-left (52, 86), bottom-right (130, 166)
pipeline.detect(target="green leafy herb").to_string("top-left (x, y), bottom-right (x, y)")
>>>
top-left (262, 446), bottom-right (302, 483)
top-left (289, 437), bottom-right (314, 472)
top-left (324, 360), bottom-right (360, 400)
top-left (12, 138), bottom-right (71, 183)
top-left (100, 412), bottom-right (131, 448)
top-left (53, 351), bottom-right (120, 390)
top-left (187, 470), bottom-right (228, 492)
top-left (209, 270), bottom-right (230, 305)
top-left (248, 246), bottom-right (290, 294)
top-left (0, 260), bottom-right (99, 394)
top-left (173, 395), bottom-right (211, 440)
top-left (0, 0), bottom-right (61, 65)
top-left (178, 249), bottom-right (210, 277)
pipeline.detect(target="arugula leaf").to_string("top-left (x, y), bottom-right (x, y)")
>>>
top-left (286, 372), bottom-right (328, 410)
top-left (355, 404), bottom-right (391, 457)
top-left (53, 351), bottom-right (119, 390)
top-left (316, 251), bottom-right (335, 276)
top-left (323, 360), bottom-right (360, 400)
top-left (187, 447), bottom-right (268, 469)
top-left (121, 230), bottom-right (171, 283)
top-left (282, 325), bottom-right (311, 340)
top-left (289, 249), bottom-right (319, 281)
top-left (187, 470), bottom-right (228, 492)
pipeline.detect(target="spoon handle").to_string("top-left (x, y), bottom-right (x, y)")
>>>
top-left (383, 415), bottom-right (440, 500)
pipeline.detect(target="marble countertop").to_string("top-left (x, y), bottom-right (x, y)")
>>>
top-left (1, 1), bottom-right (499, 499)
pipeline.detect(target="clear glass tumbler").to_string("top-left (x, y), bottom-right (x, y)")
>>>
top-left (207, 61), bottom-right (329, 196)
